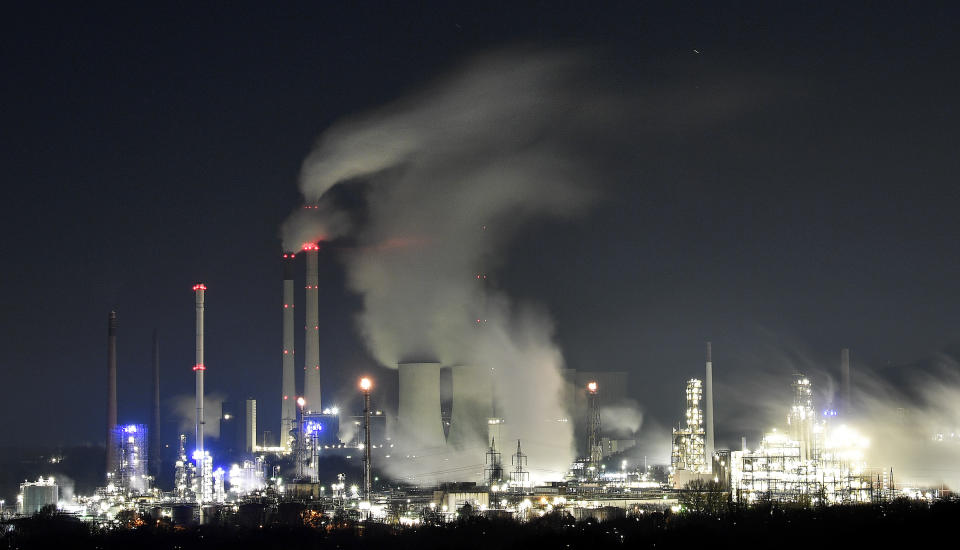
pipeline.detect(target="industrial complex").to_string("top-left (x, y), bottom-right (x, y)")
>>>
top-left (4, 244), bottom-right (953, 527)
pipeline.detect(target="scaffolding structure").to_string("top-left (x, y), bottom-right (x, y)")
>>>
top-left (586, 382), bottom-right (603, 479)
top-left (671, 379), bottom-right (707, 473)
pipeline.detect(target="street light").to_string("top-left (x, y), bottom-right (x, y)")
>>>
top-left (360, 377), bottom-right (373, 502)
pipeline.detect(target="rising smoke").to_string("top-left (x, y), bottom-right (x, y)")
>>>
top-left (169, 392), bottom-right (225, 439)
top-left (283, 50), bottom-right (620, 481)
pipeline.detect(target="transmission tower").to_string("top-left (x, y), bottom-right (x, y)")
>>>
top-left (484, 437), bottom-right (504, 485)
top-left (511, 439), bottom-right (529, 488)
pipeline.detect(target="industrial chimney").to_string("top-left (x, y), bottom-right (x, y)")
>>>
top-left (704, 341), bottom-right (715, 472)
top-left (149, 329), bottom-right (161, 480)
top-left (841, 348), bottom-right (851, 415)
top-left (398, 362), bottom-right (446, 449)
top-left (193, 284), bottom-right (206, 456)
top-left (281, 251), bottom-right (297, 449)
top-left (106, 311), bottom-right (118, 480)
top-left (303, 243), bottom-right (322, 411)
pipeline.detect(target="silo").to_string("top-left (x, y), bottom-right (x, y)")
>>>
top-left (397, 362), bottom-right (445, 449)
top-left (447, 365), bottom-right (493, 449)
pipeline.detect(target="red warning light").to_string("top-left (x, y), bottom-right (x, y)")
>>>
top-left (192, 284), bottom-right (207, 291)
top-left (302, 242), bottom-right (319, 251)
top-left (193, 364), bottom-right (206, 371)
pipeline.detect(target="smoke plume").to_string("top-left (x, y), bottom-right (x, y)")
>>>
top-left (169, 392), bottom-right (225, 440)
top-left (284, 50), bottom-right (623, 481)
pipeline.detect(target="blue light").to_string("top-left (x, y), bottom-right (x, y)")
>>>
top-left (305, 421), bottom-right (323, 435)
top-left (124, 425), bottom-right (138, 433)
top-left (823, 409), bottom-right (838, 417)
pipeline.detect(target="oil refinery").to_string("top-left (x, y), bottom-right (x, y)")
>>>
top-left (5, 251), bottom-right (953, 529)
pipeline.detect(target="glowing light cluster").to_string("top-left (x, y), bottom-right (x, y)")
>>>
top-left (192, 284), bottom-right (207, 291)
top-left (302, 242), bottom-right (319, 251)
top-left (192, 364), bottom-right (206, 371)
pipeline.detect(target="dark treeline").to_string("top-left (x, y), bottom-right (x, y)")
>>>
top-left (4, 499), bottom-right (958, 549)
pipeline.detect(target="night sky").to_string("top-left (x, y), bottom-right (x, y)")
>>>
top-left (2, 3), bottom-right (959, 451)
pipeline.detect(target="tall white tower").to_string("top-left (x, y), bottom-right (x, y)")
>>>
top-left (281, 251), bottom-right (297, 448)
top-left (704, 341), bottom-right (715, 472)
top-left (303, 243), bottom-right (322, 411)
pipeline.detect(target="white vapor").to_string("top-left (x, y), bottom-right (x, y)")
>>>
top-left (284, 50), bottom-right (614, 481)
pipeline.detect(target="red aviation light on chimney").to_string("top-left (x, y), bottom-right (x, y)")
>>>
top-left (193, 364), bottom-right (206, 371)
top-left (302, 242), bottom-right (320, 251)
top-left (192, 284), bottom-right (207, 291)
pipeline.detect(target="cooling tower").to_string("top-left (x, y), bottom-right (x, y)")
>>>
top-left (397, 362), bottom-right (446, 449)
top-left (280, 251), bottom-right (296, 448)
top-left (447, 365), bottom-right (494, 449)
top-left (106, 311), bottom-right (118, 479)
top-left (303, 243), bottom-right (322, 411)
top-left (704, 341), bottom-right (715, 471)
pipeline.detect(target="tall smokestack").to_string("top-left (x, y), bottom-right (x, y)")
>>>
top-left (303, 243), bottom-right (322, 411)
top-left (704, 341), bottom-right (715, 471)
top-left (841, 348), bottom-right (851, 415)
top-left (281, 252), bottom-right (297, 449)
top-left (149, 329), bottom-right (161, 480)
top-left (106, 311), bottom-right (118, 480)
top-left (193, 284), bottom-right (206, 455)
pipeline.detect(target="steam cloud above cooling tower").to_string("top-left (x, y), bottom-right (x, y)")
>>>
top-left (282, 50), bottom-right (624, 478)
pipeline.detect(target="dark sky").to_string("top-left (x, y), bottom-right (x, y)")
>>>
top-left (2, 3), bottom-right (959, 450)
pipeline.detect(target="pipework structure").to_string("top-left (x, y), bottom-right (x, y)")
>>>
top-left (787, 373), bottom-right (816, 462)
top-left (303, 243), bottom-right (322, 412)
top-left (281, 251), bottom-right (297, 449)
top-left (671, 379), bottom-right (706, 473)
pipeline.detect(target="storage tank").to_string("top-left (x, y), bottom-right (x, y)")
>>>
top-left (397, 362), bottom-right (446, 449)
top-left (19, 478), bottom-right (58, 515)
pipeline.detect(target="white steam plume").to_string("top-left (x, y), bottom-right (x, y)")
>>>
top-left (284, 51), bottom-right (617, 481)
top-left (169, 392), bottom-right (225, 439)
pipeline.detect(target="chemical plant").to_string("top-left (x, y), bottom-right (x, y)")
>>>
top-left (5, 244), bottom-right (954, 528)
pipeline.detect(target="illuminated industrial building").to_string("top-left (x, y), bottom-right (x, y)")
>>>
top-left (112, 424), bottom-right (149, 494)
top-left (671, 379), bottom-right (707, 474)
top-left (729, 374), bottom-right (885, 504)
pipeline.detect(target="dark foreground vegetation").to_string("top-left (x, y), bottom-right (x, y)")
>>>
top-left (3, 499), bottom-right (958, 550)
